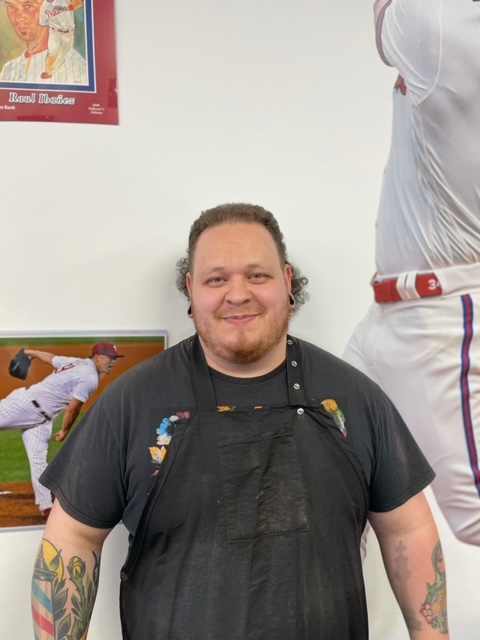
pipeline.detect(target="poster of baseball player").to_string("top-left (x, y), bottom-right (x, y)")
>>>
top-left (0, 331), bottom-right (167, 528)
top-left (0, 0), bottom-right (118, 124)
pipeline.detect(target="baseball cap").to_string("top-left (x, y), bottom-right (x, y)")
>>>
top-left (91, 342), bottom-right (124, 358)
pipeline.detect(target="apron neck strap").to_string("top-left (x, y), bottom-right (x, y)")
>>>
top-left (191, 334), bottom-right (217, 410)
top-left (190, 334), bottom-right (308, 410)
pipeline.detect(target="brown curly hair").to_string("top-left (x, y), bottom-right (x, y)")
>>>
top-left (176, 203), bottom-right (309, 313)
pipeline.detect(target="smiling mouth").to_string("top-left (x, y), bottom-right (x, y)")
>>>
top-left (222, 314), bottom-right (258, 324)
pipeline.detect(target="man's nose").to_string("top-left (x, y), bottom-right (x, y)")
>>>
top-left (226, 277), bottom-right (252, 304)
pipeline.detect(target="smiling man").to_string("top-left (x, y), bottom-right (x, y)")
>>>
top-left (186, 222), bottom-right (292, 375)
top-left (34, 204), bottom-right (448, 639)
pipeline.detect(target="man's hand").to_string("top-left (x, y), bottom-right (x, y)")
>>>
top-left (55, 429), bottom-right (69, 442)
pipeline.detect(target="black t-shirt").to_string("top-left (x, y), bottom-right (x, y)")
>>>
top-left (41, 335), bottom-right (434, 535)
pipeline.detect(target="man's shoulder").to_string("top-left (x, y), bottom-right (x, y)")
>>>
top-left (293, 335), bottom-right (384, 395)
top-left (103, 337), bottom-right (193, 394)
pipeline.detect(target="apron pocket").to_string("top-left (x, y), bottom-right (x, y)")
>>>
top-left (217, 424), bottom-right (309, 541)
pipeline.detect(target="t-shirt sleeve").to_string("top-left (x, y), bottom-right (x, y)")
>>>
top-left (40, 395), bottom-right (126, 529)
top-left (366, 390), bottom-right (435, 513)
top-left (71, 375), bottom-right (98, 403)
top-left (376, 0), bottom-right (441, 104)
top-left (52, 355), bottom-right (74, 370)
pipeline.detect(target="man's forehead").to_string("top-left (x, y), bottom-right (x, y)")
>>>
top-left (192, 225), bottom-right (284, 274)
top-left (196, 222), bottom-right (277, 253)
top-left (5, 0), bottom-right (43, 6)
top-left (198, 221), bottom-right (272, 242)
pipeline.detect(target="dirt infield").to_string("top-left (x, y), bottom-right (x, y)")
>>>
top-left (0, 482), bottom-right (46, 528)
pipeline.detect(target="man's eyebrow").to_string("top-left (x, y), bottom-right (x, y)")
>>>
top-left (200, 263), bottom-right (274, 273)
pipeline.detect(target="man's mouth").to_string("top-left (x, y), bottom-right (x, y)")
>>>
top-left (222, 314), bottom-right (258, 325)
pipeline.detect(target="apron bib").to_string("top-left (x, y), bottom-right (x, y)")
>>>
top-left (120, 336), bottom-right (369, 639)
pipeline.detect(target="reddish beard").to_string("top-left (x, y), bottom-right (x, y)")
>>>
top-left (191, 304), bottom-right (291, 365)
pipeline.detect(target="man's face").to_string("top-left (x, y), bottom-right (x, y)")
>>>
top-left (187, 222), bottom-right (292, 374)
top-left (94, 355), bottom-right (118, 376)
top-left (4, 0), bottom-right (44, 43)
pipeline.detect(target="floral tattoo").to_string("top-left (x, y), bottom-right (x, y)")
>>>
top-left (420, 541), bottom-right (448, 634)
top-left (32, 539), bottom-right (100, 639)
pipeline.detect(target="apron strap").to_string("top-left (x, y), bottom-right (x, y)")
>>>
top-left (285, 336), bottom-right (308, 406)
top-left (191, 334), bottom-right (308, 409)
top-left (191, 334), bottom-right (217, 410)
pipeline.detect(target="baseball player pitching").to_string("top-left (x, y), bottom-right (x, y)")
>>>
top-left (344, 0), bottom-right (480, 546)
top-left (0, 342), bottom-right (123, 519)
top-left (0, 0), bottom-right (87, 84)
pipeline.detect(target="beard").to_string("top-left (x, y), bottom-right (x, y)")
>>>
top-left (191, 303), bottom-right (291, 366)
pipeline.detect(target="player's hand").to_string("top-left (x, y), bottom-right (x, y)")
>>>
top-left (55, 429), bottom-right (68, 442)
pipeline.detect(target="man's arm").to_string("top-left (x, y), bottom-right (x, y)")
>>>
top-left (369, 491), bottom-right (449, 638)
top-left (32, 500), bottom-right (112, 639)
top-left (24, 350), bottom-right (56, 366)
top-left (373, 0), bottom-right (394, 65)
top-left (55, 397), bottom-right (84, 441)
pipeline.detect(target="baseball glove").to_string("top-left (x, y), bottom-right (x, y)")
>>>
top-left (9, 349), bottom-right (32, 380)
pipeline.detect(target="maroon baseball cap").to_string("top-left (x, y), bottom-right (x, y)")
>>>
top-left (91, 342), bottom-right (124, 358)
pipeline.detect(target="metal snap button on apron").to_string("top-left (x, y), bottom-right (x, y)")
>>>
top-left (297, 407), bottom-right (304, 415)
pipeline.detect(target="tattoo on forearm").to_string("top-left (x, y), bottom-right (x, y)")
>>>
top-left (420, 541), bottom-right (448, 634)
top-left (32, 539), bottom-right (100, 639)
top-left (393, 540), bottom-right (422, 631)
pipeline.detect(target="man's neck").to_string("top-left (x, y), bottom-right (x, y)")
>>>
top-left (200, 338), bottom-right (288, 379)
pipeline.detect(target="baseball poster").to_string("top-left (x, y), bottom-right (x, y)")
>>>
top-left (0, 0), bottom-right (118, 125)
top-left (0, 331), bottom-right (167, 528)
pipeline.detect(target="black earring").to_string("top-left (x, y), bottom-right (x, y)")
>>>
top-left (289, 293), bottom-right (296, 308)
top-left (187, 305), bottom-right (192, 318)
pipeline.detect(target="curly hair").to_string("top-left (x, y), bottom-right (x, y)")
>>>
top-left (176, 203), bottom-right (309, 312)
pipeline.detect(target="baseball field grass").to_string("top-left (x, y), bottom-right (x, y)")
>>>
top-left (0, 416), bottom-right (78, 483)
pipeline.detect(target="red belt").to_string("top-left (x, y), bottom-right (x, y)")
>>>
top-left (52, 27), bottom-right (72, 34)
top-left (372, 273), bottom-right (443, 303)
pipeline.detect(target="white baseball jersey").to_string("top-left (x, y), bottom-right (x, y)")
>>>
top-left (0, 356), bottom-right (98, 429)
top-left (344, 0), bottom-right (480, 549)
top-left (28, 356), bottom-right (99, 417)
top-left (375, 0), bottom-right (480, 275)
top-left (39, 0), bottom-right (75, 31)
top-left (0, 47), bottom-right (87, 84)
top-left (0, 355), bottom-right (99, 512)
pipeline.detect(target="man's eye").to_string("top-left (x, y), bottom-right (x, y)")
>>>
top-left (250, 273), bottom-right (268, 281)
top-left (207, 277), bottom-right (225, 285)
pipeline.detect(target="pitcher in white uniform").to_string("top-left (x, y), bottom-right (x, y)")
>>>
top-left (0, 342), bottom-right (123, 518)
top-left (344, 0), bottom-right (480, 546)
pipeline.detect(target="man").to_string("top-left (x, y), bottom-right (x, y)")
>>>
top-left (33, 204), bottom-right (448, 639)
top-left (344, 0), bottom-right (480, 547)
top-left (0, 0), bottom-right (87, 83)
top-left (0, 342), bottom-right (123, 518)
top-left (38, 0), bottom-right (83, 80)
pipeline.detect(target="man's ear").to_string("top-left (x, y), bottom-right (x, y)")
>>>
top-left (186, 272), bottom-right (193, 298)
top-left (284, 263), bottom-right (293, 290)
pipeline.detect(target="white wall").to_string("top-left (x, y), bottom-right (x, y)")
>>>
top-left (1, 1), bottom-right (479, 638)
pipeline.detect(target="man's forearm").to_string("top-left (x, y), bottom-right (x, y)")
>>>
top-left (32, 538), bottom-right (100, 639)
top-left (24, 350), bottom-right (55, 366)
top-left (385, 536), bottom-right (449, 638)
top-left (56, 400), bottom-right (83, 441)
top-left (60, 409), bottom-right (80, 436)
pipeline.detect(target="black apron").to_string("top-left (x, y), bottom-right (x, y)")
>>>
top-left (120, 336), bottom-right (369, 639)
